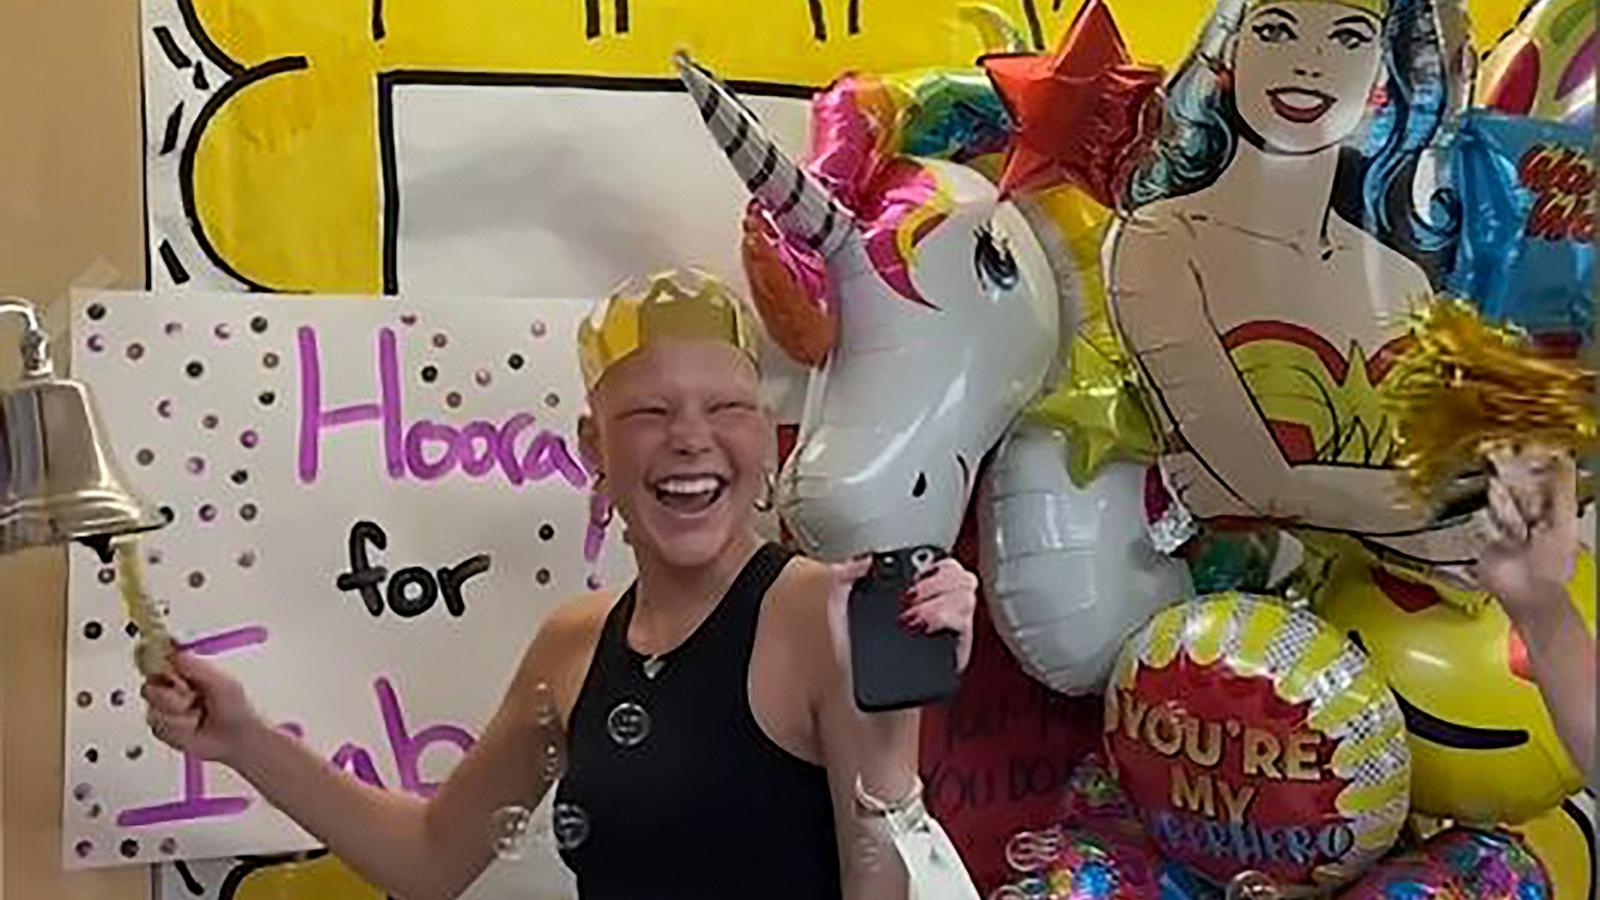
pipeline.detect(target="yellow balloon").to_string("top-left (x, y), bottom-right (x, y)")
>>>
top-left (1317, 550), bottom-right (1597, 825)
top-left (224, 852), bottom-right (385, 900)
top-left (1508, 791), bottom-right (1597, 900)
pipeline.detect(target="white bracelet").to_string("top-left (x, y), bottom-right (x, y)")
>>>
top-left (854, 776), bottom-right (928, 834)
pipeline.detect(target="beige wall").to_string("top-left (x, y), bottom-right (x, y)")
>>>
top-left (0, 0), bottom-right (149, 898)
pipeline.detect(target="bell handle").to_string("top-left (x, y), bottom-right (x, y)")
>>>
top-left (0, 296), bottom-right (53, 378)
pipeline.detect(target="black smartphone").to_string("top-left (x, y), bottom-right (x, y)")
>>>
top-left (848, 546), bottom-right (960, 713)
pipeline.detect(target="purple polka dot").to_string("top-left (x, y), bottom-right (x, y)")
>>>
top-left (186, 457), bottom-right (206, 475)
top-left (474, 369), bottom-right (492, 387)
top-left (164, 322), bottom-right (182, 336)
top-left (432, 333), bottom-right (449, 348)
top-left (87, 335), bottom-right (105, 353)
top-left (125, 343), bottom-right (145, 361)
top-left (213, 323), bottom-right (232, 340)
top-left (445, 392), bottom-right (463, 409)
top-left (240, 430), bottom-right (260, 449)
top-left (156, 399), bottom-right (174, 418)
top-left (198, 504), bottom-right (217, 522)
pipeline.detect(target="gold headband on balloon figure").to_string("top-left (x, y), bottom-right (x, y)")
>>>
top-left (1246, 0), bottom-right (1388, 16)
top-left (577, 268), bottom-right (762, 393)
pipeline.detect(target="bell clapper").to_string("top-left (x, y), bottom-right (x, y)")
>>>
top-left (81, 535), bottom-right (115, 565)
top-left (111, 535), bottom-right (175, 677)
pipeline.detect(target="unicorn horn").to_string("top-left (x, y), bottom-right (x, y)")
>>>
top-left (674, 51), bottom-right (856, 258)
top-left (959, 4), bottom-right (1029, 54)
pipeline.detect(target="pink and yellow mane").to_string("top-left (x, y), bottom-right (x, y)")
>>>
top-left (747, 69), bottom-right (1009, 316)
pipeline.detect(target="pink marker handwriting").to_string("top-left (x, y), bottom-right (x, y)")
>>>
top-left (297, 326), bottom-right (587, 489)
top-left (117, 626), bottom-right (477, 828)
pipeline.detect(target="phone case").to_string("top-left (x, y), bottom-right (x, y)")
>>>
top-left (848, 546), bottom-right (960, 712)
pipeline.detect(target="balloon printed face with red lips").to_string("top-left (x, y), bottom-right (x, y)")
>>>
top-left (1233, 1), bottom-right (1387, 154)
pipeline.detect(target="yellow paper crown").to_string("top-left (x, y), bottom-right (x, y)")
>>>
top-left (577, 268), bottom-right (761, 392)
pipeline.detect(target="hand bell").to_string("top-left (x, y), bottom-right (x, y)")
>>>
top-left (0, 297), bottom-right (164, 559)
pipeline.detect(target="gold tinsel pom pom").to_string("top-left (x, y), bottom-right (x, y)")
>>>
top-left (1387, 298), bottom-right (1596, 503)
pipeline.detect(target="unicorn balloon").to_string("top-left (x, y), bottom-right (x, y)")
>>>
top-left (676, 53), bottom-right (1190, 692)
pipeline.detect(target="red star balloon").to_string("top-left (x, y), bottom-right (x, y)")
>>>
top-left (982, 0), bottom-right (1165, 207)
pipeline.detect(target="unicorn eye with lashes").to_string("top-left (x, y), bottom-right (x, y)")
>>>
top-left (974, 224), bottom-right (1019, 293)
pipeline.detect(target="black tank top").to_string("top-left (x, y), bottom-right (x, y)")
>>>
top-left (554, 543), bottom-right (842, 898)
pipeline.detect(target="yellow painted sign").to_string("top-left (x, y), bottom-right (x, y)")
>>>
top-left (148, 0), bottom-right (1529, 294)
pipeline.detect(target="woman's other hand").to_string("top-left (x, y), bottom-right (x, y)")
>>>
top-left (1471, 445), bottom-right (1580, 610)
top-left (1468, 444), bottom-right (1594, 781)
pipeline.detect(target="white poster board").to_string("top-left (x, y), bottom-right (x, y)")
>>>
top-left (63, 290), bottom-right (631, 885)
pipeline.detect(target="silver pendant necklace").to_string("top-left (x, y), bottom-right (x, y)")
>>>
top-left (641, 655), bottom-right (666, 680)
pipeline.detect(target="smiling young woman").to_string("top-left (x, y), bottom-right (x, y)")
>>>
top-left (141, 269), bottom-right (982, 900)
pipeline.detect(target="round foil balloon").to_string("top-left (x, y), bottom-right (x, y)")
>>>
top-left (994, 825), bottom-right (1165, 900)
top-left (1317, 550), bottom-right (1596, 824)
top-left (1105, 593), bottom-right (1411, 893)
top-left (1508, 791), bottom-right (1596, 900)
top-left (1478, 0), bottom-right (1594, 126)
top-left (1338, 828), bottom-right (1552, 900)
top-left (1334, 853), bottom-right (1461, 900)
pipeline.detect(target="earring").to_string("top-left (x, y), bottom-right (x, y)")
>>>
top-left (754, 470), bottom-right (776, 512)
